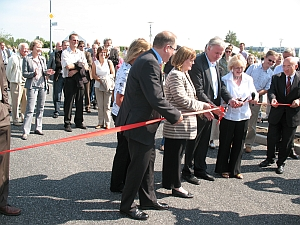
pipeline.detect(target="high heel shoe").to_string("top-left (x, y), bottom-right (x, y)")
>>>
top-left (172, 189), bottom-right (193, 198)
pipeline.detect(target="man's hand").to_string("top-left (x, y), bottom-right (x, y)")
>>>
top-left (228, 99), bottom-right (243, 108)
top-left (204, 112), bottom-right (214, 121)
top-left (271, 98), bottom-right (278, 108)
top-left (291, 99), bottom-right (300, 108)
top-left (174, 115), bottom-right (183, 124)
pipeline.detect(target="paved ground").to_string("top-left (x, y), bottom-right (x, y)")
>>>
top-left (1, 85), bottom-right (300, 224)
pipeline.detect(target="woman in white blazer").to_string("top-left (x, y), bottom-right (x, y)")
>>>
top-left (162, 46), bottom-right (210, 198)
top-left (21, 40), bottom-right (54, 140)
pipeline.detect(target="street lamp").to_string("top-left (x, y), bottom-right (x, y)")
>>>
top-left (279, 38), bottom-right (283, 53)
top-left (148, 22), bottom-right (154, 44)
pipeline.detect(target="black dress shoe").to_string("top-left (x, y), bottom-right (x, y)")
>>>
top-left (140, 202), bottom-right (169, 210)
top-left (53, 114), bottom-right (59, 118)
top-left (276, 164), bottom-right (284, 174)
top-left (34, 130), bottom-right (44, 135)
top-left (76, 124), bottom-right (87, 129)
top-left (195, 173), bottom-right (215, 181)
top-left (259, 158), bottom-right (275, 167)
top-left (182, 175), bottom-right (200, 185)
top-left (172, 189), bottom-right (193, 198)
top-left (120, 209), bottom-right (148, 220)
top-left (65, 125), bottom-right (72, 132)
top-left (289, 150), bottom-right (299, 159)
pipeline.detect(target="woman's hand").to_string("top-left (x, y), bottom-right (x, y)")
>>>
top-left (46, 69), bottom-right (55, 75)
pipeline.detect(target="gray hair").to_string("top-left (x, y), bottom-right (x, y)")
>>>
top-left (207, 36), bottom-right (226, 49)
top-left (18, 43), bottom-right (29, 50)
top-left (283, 47), bottom-right (295, 56)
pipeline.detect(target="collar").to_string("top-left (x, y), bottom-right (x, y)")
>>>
top-left (66, 46), bottom-right (80, 54)
top-left (151, 48), bottom-right (163, 65)
top-left (205, 53), bottom-right (216, 67)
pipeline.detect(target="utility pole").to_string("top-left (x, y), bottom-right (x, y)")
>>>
top-left (148, 22), bottom-right (154, 45)
top-left (279, 38), bottom-right (283, 53)
top-left (49, 0), bottom-right (53, 53)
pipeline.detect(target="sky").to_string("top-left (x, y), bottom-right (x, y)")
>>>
top-left (1, 0), bottom-right (300, 50)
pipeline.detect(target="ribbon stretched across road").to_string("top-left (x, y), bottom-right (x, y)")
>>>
top-left (1, 107), bottom-right (223, 155)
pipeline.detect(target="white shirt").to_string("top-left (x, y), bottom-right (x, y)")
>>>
top-left (61, 47), bottom-right (87, 78)
top-left (94, 59), bottom-right (110, 91)
top-left (111, 62), bottom-right (131, 116)
top-left (205, 54), bottom-right (218, 99)
top-left (222, 72), bottom-right (258, 121)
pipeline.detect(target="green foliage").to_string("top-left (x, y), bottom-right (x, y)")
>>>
top-left (224, 30), bottom-right (239, 46)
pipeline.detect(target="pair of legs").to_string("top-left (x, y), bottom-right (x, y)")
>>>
top-left (10, 83), bottom-right (26, 124)
top-left (94, 88), bottom-right (111, 128)
top-left (245, 103), bottom-right (261, 149)
top-left (22, 87), bottom-right (46, 134)
top-left (52, 74), bottom-right (64, 116)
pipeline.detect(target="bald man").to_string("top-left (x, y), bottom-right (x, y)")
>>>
top-left (260, 57), bottom-right (300, 174)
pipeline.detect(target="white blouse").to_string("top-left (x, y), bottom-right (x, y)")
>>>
top-left (94, 59), bottom-right (110, 91)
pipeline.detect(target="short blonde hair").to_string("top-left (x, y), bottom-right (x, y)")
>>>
top-left (171, 46), bottom-right (196, 71)
top-left (125, 38), bottom-right (150, 63)
top-left (29, 39), bottom-right (43, 50)
top-left (227, 54), bottom-right (247, 71)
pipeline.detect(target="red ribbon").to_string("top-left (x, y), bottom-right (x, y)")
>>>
top-left (1, 107), bottom-right (224, 155)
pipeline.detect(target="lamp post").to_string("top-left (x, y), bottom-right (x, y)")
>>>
top-left (49, 0), bottom-right (53, 53)
top-left (148, 22), bottom-right (154, 44)
top-left (279, 38), bottom-right (283, 53)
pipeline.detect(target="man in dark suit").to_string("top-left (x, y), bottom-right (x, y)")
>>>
top-left (182, 37), bottom-right (238, 184)
top-left (259, 57), bottom-right (300, 174)
top-left (0, 53), bottom-right (21, 216)
top-left (116, 31), bottom-right (182, 220)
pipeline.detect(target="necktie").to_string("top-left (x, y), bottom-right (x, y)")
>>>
top-left (2, 50), bottom-right (6, 63)
top-left (286, 76), bottom-right (291, 95)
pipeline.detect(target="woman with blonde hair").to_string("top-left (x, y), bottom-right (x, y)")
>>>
top-left (162, 46), bottom-right (210, 198)
top-left (110, 38), bottom-right (151, 192)
top-left (21, 39), bottom-right (54, 140)
top-left (215, 54), bottom-right (258, 179)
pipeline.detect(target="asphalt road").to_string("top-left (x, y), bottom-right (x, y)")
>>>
top-left (1, 85), bottom-right (300, 224)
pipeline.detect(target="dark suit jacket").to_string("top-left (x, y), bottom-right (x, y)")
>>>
top-left (268, 71), bottom-right (300, 127)
top-left (116, 49), bottom-right (181, 145)
top-left (0, 53), bottom-right (10, 128)
top-left (189, 52), bottom-right (232, 106)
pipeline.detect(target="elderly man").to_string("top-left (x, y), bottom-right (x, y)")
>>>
top-left (0, 53), bottom-right (21, 216)
top-left (116, 31), bottom-right (182, 220)
top-left (6, 43), bottom-right (29, 126)
top-left (260, 57), bottom-right (300, 174)
top-left (182, 37), bottom-right (236, 184)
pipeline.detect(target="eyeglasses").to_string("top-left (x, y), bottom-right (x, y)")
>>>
top-left (268, 59), bottom-right (275, 64)
top-left (169, 45), bottom-right (177, 51)
top-left (225, 50), bottom-right (232, 53)
top-left (79, 45), bottom-right (85, 48)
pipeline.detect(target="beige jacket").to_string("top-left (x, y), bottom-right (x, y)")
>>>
top-left (163, 69), bottom-right (206, 140)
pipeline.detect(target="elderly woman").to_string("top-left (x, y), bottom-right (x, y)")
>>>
top-left (110, 38), bottom-right (151, 193)
top-left (21, 39), bottom-right (54, 140)
top-left (215, 54), bottom-right (258, 179)
top-left (162, 46), bottom-right (210, 198)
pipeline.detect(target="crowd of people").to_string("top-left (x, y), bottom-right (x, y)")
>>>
top-left (0, 32), bottom-right (299, 220)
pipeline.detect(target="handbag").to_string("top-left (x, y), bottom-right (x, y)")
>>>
top-left (99, 60), bottom-right (115, 92)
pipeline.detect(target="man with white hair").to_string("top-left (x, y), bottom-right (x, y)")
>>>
top-left (273, 48), bottom-right (295, 74)
top-left (260, 57), bottom-right (300, 174)
top-left (6, 43), bottom-right (29, 126)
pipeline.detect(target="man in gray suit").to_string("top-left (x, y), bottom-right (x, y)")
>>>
top-left (116, 31), bottom-right (183, 220)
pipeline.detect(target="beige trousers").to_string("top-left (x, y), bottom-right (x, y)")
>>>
top-left (10, 83), bottom-right (27, 123)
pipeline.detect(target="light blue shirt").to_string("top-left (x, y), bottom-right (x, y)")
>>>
top-left (245, 63), bottom-right (273, 92)
top-left (273, 64), bottom-right (283, 74)
top-left (151, 48), bottom-right (163, 65)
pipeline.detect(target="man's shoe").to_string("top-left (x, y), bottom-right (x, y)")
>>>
top-left (76, 124), bottom-right (87, 129)
top-left (34, 130), bottom-right (44, 135)
top-left (0, 204), bottom-right (21, 216)
top-left (21, 134), bottom-right (27, 140)
top-left (245, 146), bottom-right (252, 153)
top-left (120, 209), bottom-right (148, 220)
top-left (182, 175), bottom-right (200, 185)
top-left (289, 149), bottom-right (299, 159)
top-left (140, 202), bottom-right (169, 210)
top-left (86, 108), bottom-right (91, 113)
top-left (209, 141), bottom-right (216, 149)
top-left (195, 172), bottom-right (215, 181)
top-left (259, 158), bottom-right (275, 167)
top-left (276, 164), bottom-right (284, 174)
top-left (172, 189), bottom-right (193, 198)
top-left (65, 126), bottom-right (72, 132)
top-left (53, 114), bottom-right (58, 118)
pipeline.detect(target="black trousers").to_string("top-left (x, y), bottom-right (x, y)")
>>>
top-left (63, 76), bottom-right (84, 126)
top-left (162, 138), bottom-right (186, 189)
top-left (120, 138), bottom-right (157, 213)
top-left (183, 116), bottom-right (212, 176)
top-left (0, 125), bottom-right (10, 207)
top-left (267, 113), bottom-right (296, 166)
top-left (215, 118), bottom-right (248, 176)
top-left (110, 114), bottom-right (130, 191)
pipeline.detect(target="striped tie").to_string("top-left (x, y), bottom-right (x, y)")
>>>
top-left (286, 76), bottom-right (291, 95)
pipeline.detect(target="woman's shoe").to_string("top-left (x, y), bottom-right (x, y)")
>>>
top-left (172, 189), bottom-right (193, 198)
top-left (235, 174), bottom-right (243, 179)
top-left (221, 172), bottom-right (230, 178)
top-left (95, 125), bottom-right (102, 129)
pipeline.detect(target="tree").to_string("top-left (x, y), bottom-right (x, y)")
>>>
top-left (224, 30), bottom-right (239, 46)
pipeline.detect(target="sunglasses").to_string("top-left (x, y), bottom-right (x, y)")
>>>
top-left (268, 59), bottom-right (275, 64)
top-left (225, 50), bottom-right (232, 53)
